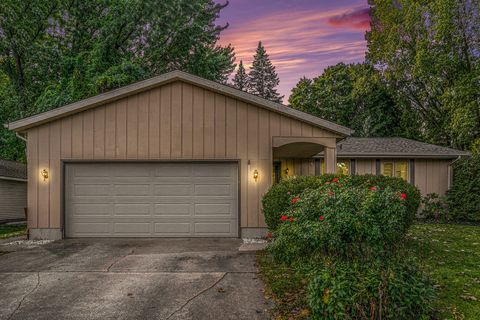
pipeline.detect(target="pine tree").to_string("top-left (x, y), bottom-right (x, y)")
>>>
top-left (232, 60), bottom-right (248, 91)
top-left (247, 42), bottom-right (284, 103)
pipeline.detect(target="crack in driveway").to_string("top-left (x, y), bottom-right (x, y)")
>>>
top-left (7, 272), bottom-right (40, 320)
top-left (165, 272), bottom-right (228, 320)
top-left (105, 248), bottom-right (136, 272)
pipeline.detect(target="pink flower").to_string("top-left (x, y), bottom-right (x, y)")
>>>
top-left (289, 217), bottom-right (294, 222)
top-left (325, 181), bottom-right (331, 185)
top-left (280, 215), bottom-right (287, 221)
top-left (287, 191), bottom-right (291, 195)
top-left (319, 215), bottom-right (325, 221)
top-left (369, 186), bottom-right (377, 191)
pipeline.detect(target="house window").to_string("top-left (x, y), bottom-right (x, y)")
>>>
top-left (319, 160), bottom-right (351, 175)
top-left (381, 160), bottom-right (409, 181)
top-left (336, 161), bottom-right (350, 175)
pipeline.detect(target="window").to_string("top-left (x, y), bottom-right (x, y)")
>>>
top-left (381, 161), bottom-right (394, 177)
top-left (395, 161), bottom-right (408, 181)
top-left (336, 161), bottom-right (350, 175)
top-left (381, 160), bottom-right (409, 181)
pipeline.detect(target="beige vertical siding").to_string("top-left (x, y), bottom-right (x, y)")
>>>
top-left (26, 80), bottom-right (340, 231)
top-left (356, 159), bottom-right (376, 175)
top-left (415, 159), bottom-right (450, 196)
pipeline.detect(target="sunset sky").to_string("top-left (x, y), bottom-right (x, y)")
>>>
top-left (216, 0), bottom-right (371, 102)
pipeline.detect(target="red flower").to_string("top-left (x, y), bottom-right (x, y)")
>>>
top-left (401, 193), bottom-right (407, 200)
top-left (266, 233), bottom-right (273, 239)
top-left (369, 186), bottom-right (377, 191)
top-left (291, 196), bottom-right (300, 204)
top-left (289, 217), bottom-right (294, 222)
top-left (280, 215), bottom-right (287, 221)
top-left (319, 215), bottom-right (325, 221)
top-left (333, 178), bottom-right (339, 183)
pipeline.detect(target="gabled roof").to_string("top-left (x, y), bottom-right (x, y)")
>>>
top-left (6, 70), bottom-right (353, 136)
top-left (316, 137), bottom-right (470, 159)
top-left (0, 159), bottom-right (27, 181)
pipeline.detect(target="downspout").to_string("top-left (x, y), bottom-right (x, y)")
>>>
top-left (15, 132), bottom-right (27, 142)
top-left (447, 156), bottom-right (462, 189)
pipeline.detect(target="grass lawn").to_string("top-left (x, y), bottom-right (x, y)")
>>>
top-left (0, 224), bottom-right (27, 239)
top-left (258, 223), bottom-right (480, 320)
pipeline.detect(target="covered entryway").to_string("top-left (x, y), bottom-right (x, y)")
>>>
top-left (65, 162), bottom-right (238, 237)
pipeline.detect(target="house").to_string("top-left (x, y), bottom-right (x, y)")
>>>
top-left (6, 71), bottom-right (468, 240)
top-left (275, 137), bottom-right (469, 196)
top-left (7, 70), bottom-right (352, 240)
top-left (0, 159), bottom-right (27, 223)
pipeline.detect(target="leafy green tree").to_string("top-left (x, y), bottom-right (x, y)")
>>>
top-left (247, 42), bottom-right (283, 102)
top-left (289, 63), bottom-right (411, 137)
top-left (367, 0), bottom-right (479, 150)
top-left (0, 0), bottom-right (236, 161)
top-left (232, 60), bottom-right (248, 91)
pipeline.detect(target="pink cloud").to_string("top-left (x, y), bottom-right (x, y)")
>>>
top-left (327, 7), bottom-right (371, 30)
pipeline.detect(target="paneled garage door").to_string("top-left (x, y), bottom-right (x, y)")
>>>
top-left (65, 162), bottom-right (238, 237)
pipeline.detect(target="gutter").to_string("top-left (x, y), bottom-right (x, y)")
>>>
top-left (0, 176), bottom-right (27, 182)
top-left (15, 132), bottom-right (27, 142)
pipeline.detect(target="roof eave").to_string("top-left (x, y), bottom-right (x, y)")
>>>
top-left (315, 153), bottom-right (470, 159)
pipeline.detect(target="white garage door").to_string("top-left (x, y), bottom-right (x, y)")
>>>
top-left (65, 162), bottom-right (238, 237)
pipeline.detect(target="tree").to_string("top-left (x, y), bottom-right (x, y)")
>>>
top-left (247, 42), bottom-right (283, 102)
top-left (288, 63), bottom-right (412, 138)
top-left (232, 60), bottom-right (248, 91)
top-left (0, 0), bottom-right (236, 161)
top-left (366, 0), bottom-right (480, 150)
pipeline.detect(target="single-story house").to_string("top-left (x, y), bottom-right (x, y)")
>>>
top-left (0, 159), bottom-right (27, 223)
top-left (6, 71), bottom-right (469, 240)
top-left (276, 137), bottom-right (469, 196)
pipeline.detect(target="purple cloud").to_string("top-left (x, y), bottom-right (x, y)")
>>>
top-left (327, 7), bottom-right (371, 30)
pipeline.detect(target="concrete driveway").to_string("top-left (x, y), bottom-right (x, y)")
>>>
top-left (0, 238), bottom-right (271, 320)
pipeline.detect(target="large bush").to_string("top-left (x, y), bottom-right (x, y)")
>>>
top-left (264, 175), bottom-right (431, 319)
top-left (268, 177), bottom-right (416, 261)
top-left (308, 256), bottom-right (434, 320)
top-left (446, 155), bottom-right (480, 222)
top-left (262, 174), bottom-right (420, 232)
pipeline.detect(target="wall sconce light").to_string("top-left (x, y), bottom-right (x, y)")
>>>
top-left (253, 169), bottom-right (259, 181)
top-left (41, 169), bottom-right (49, 181)
top-left (284, 167), bottom-right (289, 175)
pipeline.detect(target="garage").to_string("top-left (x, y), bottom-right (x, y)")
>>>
top-left (65, 162), bottom-right (238, 237)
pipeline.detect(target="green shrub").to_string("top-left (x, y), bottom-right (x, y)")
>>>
top-left (446, 155), bottom-right (480, 221)
top-left (420, 193), bottom-right (448, 221)
top-left (263, 174), bottom-right (420, 232)
top-left (307, 256), bottom-right (434, 320)
top-left (269, 178), bottom-right (415, 261)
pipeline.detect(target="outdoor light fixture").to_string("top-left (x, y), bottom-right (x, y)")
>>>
top-left (285, 167), bottom-right (289, 175)
top-left (253, 169), bottom-right (259, 181)
top-left (41, 169), bottom-right (49, 181)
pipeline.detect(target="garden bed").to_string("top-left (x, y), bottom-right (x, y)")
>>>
top-left (259, 223), bottom-right (480, 319)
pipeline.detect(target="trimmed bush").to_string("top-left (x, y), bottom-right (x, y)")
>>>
top-left (262, 174), bottom-right (420, 232)
top-left (307, 256), bottom-right (434, 320)
top-left (268, 177), bottom-right (415, 261)
top-left (420, 193), bottom-right (448, 221)
top-left (446, 155), bottom-right (480, 222)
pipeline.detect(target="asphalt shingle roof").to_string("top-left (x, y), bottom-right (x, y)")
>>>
top-left (317, 137), bottom-right (470, 159)
top-left (0, 159), bottom-right (27, 180)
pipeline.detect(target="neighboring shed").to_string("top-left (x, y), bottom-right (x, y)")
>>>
top-left (0, 159), bottom-right (27, 223)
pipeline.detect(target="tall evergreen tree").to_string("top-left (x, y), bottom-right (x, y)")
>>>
top-left (232, 60), bottom-right (248, 91)
top-left (247, 42), bottom-right (283, 103)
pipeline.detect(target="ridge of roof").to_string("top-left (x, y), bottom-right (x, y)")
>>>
top-left (6, 70), bottom-right (353, 136)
